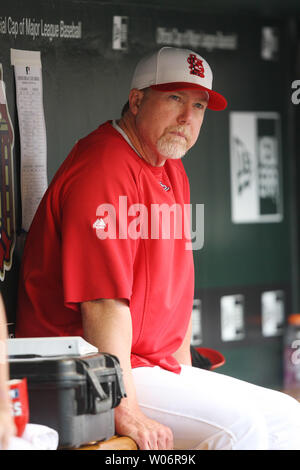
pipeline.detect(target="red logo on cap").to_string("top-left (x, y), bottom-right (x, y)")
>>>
top-left (187, 54), bottom-right (205, 78)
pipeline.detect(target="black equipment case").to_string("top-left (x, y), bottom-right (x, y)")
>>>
top-left (9, 353), bottom-right (126, 448)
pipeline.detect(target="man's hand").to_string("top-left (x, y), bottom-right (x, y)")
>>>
top-left (0, 403), bottom-right (15, 449)
top-left (115, 403), bottom-right (173, 450)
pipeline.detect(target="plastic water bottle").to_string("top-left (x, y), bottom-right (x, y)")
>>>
top-left (283, 314), bottom-right (300, 388)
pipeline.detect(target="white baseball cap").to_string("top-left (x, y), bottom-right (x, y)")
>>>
top-left (131, 46), bottom-right (227, 111)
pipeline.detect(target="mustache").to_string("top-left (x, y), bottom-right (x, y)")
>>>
top-left (166, 126), bottom-right (191, 140)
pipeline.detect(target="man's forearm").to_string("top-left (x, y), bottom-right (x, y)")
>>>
top-left (81, 298), bottom-right (139, 409)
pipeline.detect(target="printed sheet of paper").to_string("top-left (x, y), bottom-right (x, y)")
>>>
top-left (11, 49), bottom-right (47, 231)
top-left (229, 112), bottom-right (282, 223)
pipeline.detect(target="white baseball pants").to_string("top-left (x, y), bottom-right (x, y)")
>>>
top-left (132, 364), bottom-right (300, 450)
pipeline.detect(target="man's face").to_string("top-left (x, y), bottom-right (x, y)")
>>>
top-left (133, 87), bottom-right (208, 165)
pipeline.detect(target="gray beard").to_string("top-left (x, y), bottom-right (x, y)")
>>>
top-left (156, 135), bottom-right (188, 159)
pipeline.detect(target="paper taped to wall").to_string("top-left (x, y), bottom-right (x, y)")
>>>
top-left (11, 48), bottom-right (48, 231)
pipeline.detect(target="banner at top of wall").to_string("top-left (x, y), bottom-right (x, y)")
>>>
top-left (11, 48), bottom-right (48, 232)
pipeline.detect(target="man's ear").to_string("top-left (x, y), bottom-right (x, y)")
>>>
top-left (128, 88), bottom-right (144, 116)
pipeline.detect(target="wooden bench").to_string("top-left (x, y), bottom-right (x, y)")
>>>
top-left (74, 435), bottom-right (138, 450)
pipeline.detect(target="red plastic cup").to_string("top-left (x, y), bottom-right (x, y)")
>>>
top-left (8, 378), bottom-right (29, 437)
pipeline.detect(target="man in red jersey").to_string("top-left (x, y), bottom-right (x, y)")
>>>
top-left (17, 47), bottom-right (300, 450)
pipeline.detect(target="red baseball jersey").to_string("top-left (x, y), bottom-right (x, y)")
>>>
top-left (16, 121), bottom-right (194, 373)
